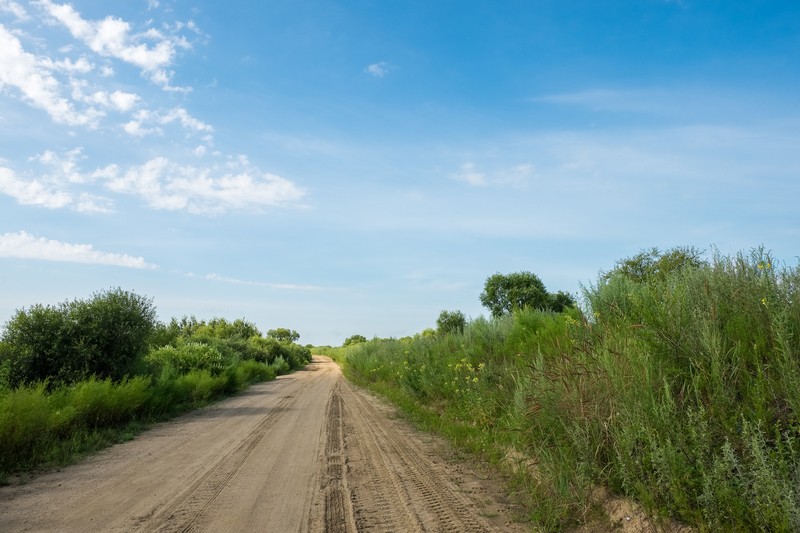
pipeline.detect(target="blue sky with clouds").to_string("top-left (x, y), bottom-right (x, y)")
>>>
top-left (1, 1), bottom-right (798, 345)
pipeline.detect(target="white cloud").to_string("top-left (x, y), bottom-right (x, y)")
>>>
top-left (2, 144), bottom-right (305, 215)
top-left (364, 61), bottom-right (390, 77)
top-left (0, 24), bottom-right (101, 126)
top-left (74, 192), bottom-right (113, 213)
top-left (99, 156), bottom-right (306, 214)
top-left (0, 231), bottom-right (156, 269)
top-left (70, 83), bottom-right (139, 112)
top-left (193, 145), bottom-right (206, 156)
top-left (31, 147), bottom-right (85, 182)
top-left (0, 0), bottom-right (29, 21)
top-left (120, 106), bottom-right (211, 137)
top-left (158, 106), bottom-right (212, 132)
top-left (36, 0), bottom-right (191, 91)
top-left (0, 166), bottom-right (72, 207)
top-left (38, 55), bottom-right (93, 74)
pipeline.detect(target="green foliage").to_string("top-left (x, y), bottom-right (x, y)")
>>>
top-left (0, 292), bottom-right (307, 477)
top-left (343, 334), bottom-right (367, 346)
top-left (267, 328), bottom-right (300, 343)
top-left (1, 288), bottom-right (157, 388)
top-left (549, 290), bottom-right (577, 312)
top-left (480, 271), bottom-right (574, 317)
top-left (480, 271), bottom-right (550, 318)
top-left (145, 342), bottom-right (229, 381)
top-left (603, 245), bottom-right (705, 283)
top-left (346, 247), bottom-right (800, 531)
top-left (436, 310), bottom-right (466, 335)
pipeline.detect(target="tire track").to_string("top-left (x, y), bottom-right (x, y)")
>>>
top-left (339, 379), bottom-right (495, 533)
top-left (322, 384), bottom-right (355, 533)
top-left (139, 378), bottom-right (317, 533)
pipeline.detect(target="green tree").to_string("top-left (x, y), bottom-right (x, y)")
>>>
top-left (343, 334), bottom-right (367, 346)
top-left (267, 328), bottom-right (300, 343)
top-left (549, 291), bottom-right (577, 313)
top-left (1, 288), bottom-right (157, 387)
top-left (480, 271), bottom-right (551, 318)
top-left (436, 310), bottom-right (466, 334)
top-left (603, 246), bottom-right (705, 283)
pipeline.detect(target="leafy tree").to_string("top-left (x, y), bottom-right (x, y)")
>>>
top-left (267, 328), bottom-right (300, 343)
top-left (343, 334), bottom-right (367, 346)
top-left (1, 288), bottom-right (157, 388)
top-left (603, 246), bottom-right (705, 283)
top-left (436, 310), bottom-right (466, 334)
top-left (480, 271), bottom-right (551, 318)
top-left (549, 291), bottom-right (577, 313)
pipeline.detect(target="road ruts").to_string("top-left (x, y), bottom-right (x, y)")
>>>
top-left (2, 357), bottom-right (524, 533)
top-left (308, 377), bottom-right (508, 533)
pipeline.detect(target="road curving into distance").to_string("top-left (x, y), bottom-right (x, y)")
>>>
top-left (0, 356), bottom-right (525, 532)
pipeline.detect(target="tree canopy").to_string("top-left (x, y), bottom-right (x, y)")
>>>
top-left (267, 328), bottom-right (300, 343)
top-left (479, 271), bottom-right (575, 318)
top-left (436, 310), bottom-right (466, 334)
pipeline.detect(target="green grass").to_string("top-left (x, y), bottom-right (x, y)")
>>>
top-left (0, 357), bottom-right (288, 480)
top-left (343, 248), bottom-right (800, 531)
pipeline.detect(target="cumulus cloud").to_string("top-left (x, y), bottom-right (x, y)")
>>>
top-left (69, 79), bottom-right (140, 112)
top-left (0, 24), bottom-right (101, 126)
top-left (364, 61), bottom-right (390, 77)
top-left (0, 166), bottom-right (72, 208)
top-left (0, 230), bottom-right (156, 269)
top-left (158, 106), bottom-right (212, 132)
top-left (36, 0), bottom-right (191, 91)
top-left (97, 156), bottom-right (306, 214)
top-left (120, 107), bottom-right (211, 138)
top-left (0, 149), bottom-right (115, 212)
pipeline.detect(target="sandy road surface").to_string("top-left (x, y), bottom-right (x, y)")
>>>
top-left (0, 356), bottom-right (525, 532)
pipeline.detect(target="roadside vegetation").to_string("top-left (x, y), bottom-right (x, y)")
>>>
top-left (0, 288), bottom-right (311, 481)
top-left (330, 247), bottom-right (800, 531)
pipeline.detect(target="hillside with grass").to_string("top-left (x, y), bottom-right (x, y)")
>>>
top-left (328, 247), bottom-right (800, 531)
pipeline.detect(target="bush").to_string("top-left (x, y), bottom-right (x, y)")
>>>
top-left (145, 342), bottom-right (230, 381)
top-left (1, 288), bottom-right (157, 388)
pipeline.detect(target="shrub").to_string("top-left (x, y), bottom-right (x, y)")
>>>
top-left (1, 288), bottom-right (156, 388)
top-left (145, 342), bottom-right (230, 380)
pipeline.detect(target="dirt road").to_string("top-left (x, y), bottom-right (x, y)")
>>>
top-left (0, 356), bottom-right (525, 532)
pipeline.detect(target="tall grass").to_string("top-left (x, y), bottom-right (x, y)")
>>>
top-left (0, 358), bottom-right (287, 479)
top-left (344, 248), bottom-right (800, 531)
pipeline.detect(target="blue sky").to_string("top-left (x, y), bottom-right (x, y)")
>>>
top-left (1, 1), bottom-right (799, 345)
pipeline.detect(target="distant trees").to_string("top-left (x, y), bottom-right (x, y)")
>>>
top-left (603, 246), bottom-right (705, 283)
top-left (479, 271), bottom-right (575, 318)
top-left (267, 328), bottom-right (300, 344)
top-left (343, 334), bottom-right (367, 346)
top-left (436, 310), bottom-right (466, 334)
